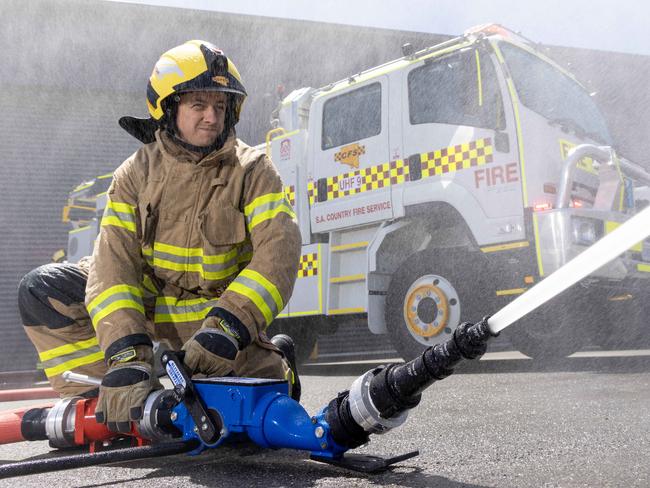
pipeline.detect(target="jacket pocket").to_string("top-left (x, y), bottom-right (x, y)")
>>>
top-left (200, 202), bottom-right (246, 246)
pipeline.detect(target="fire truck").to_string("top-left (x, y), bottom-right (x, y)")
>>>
top-left (63, 25), bottom-right (650, 362)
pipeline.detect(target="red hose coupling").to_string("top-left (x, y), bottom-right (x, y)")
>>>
top-left (76, 398), bottom-right (150, 452)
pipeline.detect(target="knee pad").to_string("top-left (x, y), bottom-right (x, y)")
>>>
top-left (19, 263), bottom-right (87, 328)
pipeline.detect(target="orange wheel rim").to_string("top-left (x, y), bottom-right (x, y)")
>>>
top-left (404, 284), bottom-right (449, 338)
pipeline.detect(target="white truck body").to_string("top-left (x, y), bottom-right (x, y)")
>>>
top-left (264, 25), bottom-right (650, 359)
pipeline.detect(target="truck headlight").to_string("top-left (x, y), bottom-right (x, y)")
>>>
top-left (571, 217), bottom-right (604, 246)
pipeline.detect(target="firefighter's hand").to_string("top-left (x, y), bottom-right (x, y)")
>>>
top-left (95, 345), bottom-right (162, 433)
top-left (182, 307), bottom-right (251, 377)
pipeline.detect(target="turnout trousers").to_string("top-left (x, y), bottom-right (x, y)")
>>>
top-left (18, 262), bottom-right (289, 397)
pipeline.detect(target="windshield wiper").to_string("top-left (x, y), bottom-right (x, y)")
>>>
top-left (548, 117), bottom-right (587, 136)
top-left (548, 118), bottom-right (606, 144)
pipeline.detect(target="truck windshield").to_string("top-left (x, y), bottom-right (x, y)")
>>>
top-left (498, 42), bottom-right (612, 145)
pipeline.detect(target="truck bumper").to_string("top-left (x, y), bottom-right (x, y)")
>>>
top-left (534, 208), bottom-right (650, 281)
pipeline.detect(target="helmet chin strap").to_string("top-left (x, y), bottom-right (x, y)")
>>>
top-left (168, 129), bottom-right (231, 155)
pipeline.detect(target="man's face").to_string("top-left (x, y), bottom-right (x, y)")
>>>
top-left (176, 91), bottom-right (227, 147)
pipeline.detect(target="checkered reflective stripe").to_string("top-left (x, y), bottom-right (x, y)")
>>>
top-left (323, 159), bottom-right (410, 200)
top-left (307, 138), bottom-right (494, 205)
top-left (421, 138), bottom-right (493, 177)
top-left (297, 252), bottom-right (318, 278)
top-left (284, 185), bottom-right (296, 207)
top-left (307, 180), bottom-right (317, 206)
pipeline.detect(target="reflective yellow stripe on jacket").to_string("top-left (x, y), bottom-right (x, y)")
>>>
top-left (39, 337), bottom-right (104, 378)
top-left (87, 284), bottom-right (144, 328)
top-left (142, 242), bottom-right (242, 280)
top-left (227, 269), bottom-right (283, 325)
top-left (101, 199), bottom-right (136, 233)
top-left (154, 296), bottom-right (220, 324)
top-left (244, 192), bottom-right (295, 231)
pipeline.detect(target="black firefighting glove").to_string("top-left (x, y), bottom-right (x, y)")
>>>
top-left (182, 307), bottom-right (251, 377)
top-left (95, 345), bottom-right (162, 433)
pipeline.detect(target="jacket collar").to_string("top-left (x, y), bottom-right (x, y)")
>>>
top-left (156, 129), bottom-right (237, 166)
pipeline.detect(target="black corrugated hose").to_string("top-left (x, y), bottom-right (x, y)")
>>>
top-left (0, 439), bottom-right (199, 479)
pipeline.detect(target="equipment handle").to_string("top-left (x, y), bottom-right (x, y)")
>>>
top-left (160, 351), bottom-right (220, 445)
top-left (62, 371), bottom-right (102, 386)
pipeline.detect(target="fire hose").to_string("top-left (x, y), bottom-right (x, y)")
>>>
top-left (1, 204), bottom-right (649, 479)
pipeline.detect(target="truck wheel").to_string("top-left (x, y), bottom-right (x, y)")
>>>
top-left (385, 249), bottom-right (489, 361)
top-left (505, 287), bottom-right (588, 360)
top-left (267, 319), bottom-right (319, 365)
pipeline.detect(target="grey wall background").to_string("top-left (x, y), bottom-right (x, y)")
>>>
top-left (1, 0), bottom-right (648, 372)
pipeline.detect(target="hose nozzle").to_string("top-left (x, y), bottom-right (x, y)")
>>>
top-left (324, 317), bottom-right (496, 447)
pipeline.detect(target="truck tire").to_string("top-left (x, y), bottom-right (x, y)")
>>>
top-left (505, 286), bottom-right (589, 360)
top-left (385, 248), bottom-right (490, 361)
top-left (593, 290), bottom-right (649, 350)
top-left (267, 318), bottom-right (319, 365)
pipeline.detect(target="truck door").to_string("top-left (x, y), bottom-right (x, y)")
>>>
top-left (399, 44), bottom-right (524, 244)
top-left (309, 77), bottom-right (391, 232)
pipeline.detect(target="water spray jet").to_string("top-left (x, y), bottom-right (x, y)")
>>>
top-left (488, 204), bottom-right (650, 334)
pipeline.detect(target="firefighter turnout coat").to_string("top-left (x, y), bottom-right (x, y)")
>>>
top-left (85, 130), bottom-right (302, 361)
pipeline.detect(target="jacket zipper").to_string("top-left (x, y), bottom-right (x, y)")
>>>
top-left (183, 166), bottom-right (209, 290)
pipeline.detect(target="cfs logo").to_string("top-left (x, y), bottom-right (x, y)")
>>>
top-left (212, 75), bottom-right (229, 86)
top-left (335, 143), bottom-right (366, 169)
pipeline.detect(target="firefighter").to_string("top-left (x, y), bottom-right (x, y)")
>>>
top-left (18, 40), bottom-right (302, 433)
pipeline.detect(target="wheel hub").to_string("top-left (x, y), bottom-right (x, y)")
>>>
top-left (403, 275), bottom-right (460, 344)
top-left (416, 297), bottom-right (438, 324)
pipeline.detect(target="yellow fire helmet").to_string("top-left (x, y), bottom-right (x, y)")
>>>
top-left (146, 40), bottom-right (247, 123)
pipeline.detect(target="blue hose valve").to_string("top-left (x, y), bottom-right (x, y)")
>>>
top-left (168, 377), bottom-right (346, 457)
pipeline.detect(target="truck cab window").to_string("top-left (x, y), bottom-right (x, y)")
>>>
top-left (498, 42), bottom-right (612, 144)
top-left (321, 82), bottom-right (381, 150)
top-left (408, 48), bottom-right (504, 129)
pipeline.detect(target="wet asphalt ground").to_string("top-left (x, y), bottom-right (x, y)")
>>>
top-left (0, 350), bottom-right (648, 488)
